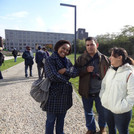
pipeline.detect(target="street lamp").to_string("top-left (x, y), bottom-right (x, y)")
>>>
top-left (60, 3), bottom-right (77, 63)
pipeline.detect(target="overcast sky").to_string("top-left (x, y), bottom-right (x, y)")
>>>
top-left (0, 0), bottom-right (134, 38)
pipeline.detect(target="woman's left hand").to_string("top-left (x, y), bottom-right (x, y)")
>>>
top-left (58, 68), bottom-right (66, 74)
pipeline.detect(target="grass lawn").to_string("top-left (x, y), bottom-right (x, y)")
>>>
top-left (67, 54), bottom-right (134, 134)
top-left (0, 57), bottom-right (24, 71)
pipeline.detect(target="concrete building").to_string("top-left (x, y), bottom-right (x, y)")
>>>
top-left (5, 28), bottom-right (88, 52)
top-left (5, 29), bottom-right (74, 52)
top-left (76, 28), bottom-right (88, 40)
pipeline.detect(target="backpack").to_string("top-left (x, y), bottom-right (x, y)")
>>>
top-left (0, 53), bottom-right (4, 66)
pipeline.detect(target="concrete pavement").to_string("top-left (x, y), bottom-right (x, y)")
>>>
top-left (0, 62), bottom-right (89, 134)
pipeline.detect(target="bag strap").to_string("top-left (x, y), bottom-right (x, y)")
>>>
top-left (127, 73), bottom-right (132, 83)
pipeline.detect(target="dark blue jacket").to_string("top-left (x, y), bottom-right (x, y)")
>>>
top-left (35, 50), bottom-right (48, 64)
top-left (22, 50), bottom-right (34, 65)
top-left (41, 52), bottom-right (77, 113)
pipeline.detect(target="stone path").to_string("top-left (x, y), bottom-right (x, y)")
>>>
top-left (0, 61), bottom-right (89, 134)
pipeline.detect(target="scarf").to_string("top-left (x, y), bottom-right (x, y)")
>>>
top-left (54, 51), bottom-right (67, 68)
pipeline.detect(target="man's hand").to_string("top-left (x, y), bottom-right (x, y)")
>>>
top-left (87, 66), bottom-right (94, 72)
top-left (58, 68), bottom-right (66, 74)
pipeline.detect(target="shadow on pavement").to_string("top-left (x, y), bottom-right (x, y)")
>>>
top-left (0, 76), bottom-right (38, 87)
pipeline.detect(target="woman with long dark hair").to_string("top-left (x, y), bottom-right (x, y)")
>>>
top-left (100, 47), bottom-right (134, 134)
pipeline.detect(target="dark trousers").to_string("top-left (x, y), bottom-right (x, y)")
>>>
top-left (25, 64), bottom-right (32, 77)
top-left (0, 70), bottom-right (3, 79)
top-left (104, 108), bottom-right (132, 134)
top-left (14, 56), bottom-right (17, 62)
top-left (45, 112), bottom-right (66, 134)
top-left (37, 63), bottom-right (44, 79)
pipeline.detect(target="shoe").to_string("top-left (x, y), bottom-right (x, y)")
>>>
top-left (99, 127), bottom-right (107, 134)
top-left (86, 130), bottom-right (96, 134)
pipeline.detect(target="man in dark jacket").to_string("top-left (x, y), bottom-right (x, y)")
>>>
top-left (22, 46), bottom-right (34, 78)
top-left (35, 46), bottom-right (48, 79)
top-left (12, 48), bottom-right (18, 62)
top-left (75, 37), bottom-right (110, 134)
top-left (0, 47), bottom-right (4, 79)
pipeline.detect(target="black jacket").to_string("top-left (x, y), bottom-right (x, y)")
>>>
top-left (41, 52), bottom-right (77, 113)
top-left (0, 52), bottom-right (4, 66)
top-left (22, 50), bottom-right (34, 65)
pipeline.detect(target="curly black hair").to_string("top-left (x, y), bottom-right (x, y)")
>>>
top-left (54, 40), bottom-right (71, 54)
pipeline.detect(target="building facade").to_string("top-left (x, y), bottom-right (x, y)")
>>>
top-left (76, 28), bottom-right (88, 40)
top-left (5, 28), bottom-right (88, 52)
top-left (5, 29), bottom-right (74, 52)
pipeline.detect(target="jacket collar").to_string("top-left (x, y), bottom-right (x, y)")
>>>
top-left (51, 52), bottom-right (59, 59)
top-left (110, 63), bottom-right (134, 72)
top-left (83, 50), bottom-right (102, 60)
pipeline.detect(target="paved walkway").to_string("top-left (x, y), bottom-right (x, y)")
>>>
top-left (0, 61), bottom-right (90, 134)
top-left (4, 56), bottom-right (21, 61)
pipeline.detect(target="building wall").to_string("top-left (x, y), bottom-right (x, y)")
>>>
top-left (76, 28), bottom-right (88, 40)
top-left (5, 29), bottom-right (74, 52)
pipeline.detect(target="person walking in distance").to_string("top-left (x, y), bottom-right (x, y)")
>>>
top-left (35, 46), bottom-right (45, 79)
top-left (75, 37), bottom-right (110, 134)
top-left (42, 46), bottom-right (50, 57)
top-left (12, 48), bottom-right (18, 62)
top-left (22, 46), bottom-right (34, 78)
top-left (100, 47), bottom-right (134, 134)
top-left (42, 46), bottom-right (49, 78)
top-left (0, 47), bottom-right (4, 79)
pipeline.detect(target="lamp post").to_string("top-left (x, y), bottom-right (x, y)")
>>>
top-left (60, 3), bottom-right (77, 63)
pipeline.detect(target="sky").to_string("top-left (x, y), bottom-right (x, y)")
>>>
top-left (0, 0), bottom-right (134, 38)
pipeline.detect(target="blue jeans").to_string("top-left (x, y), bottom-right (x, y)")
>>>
top-left (45, 112), bottom-right (66, 134)
top-left (82, 96), bottom-right (106, 132)
top-left (104, 108), bottom-right (132, 134)
top-left (14, 56), bottom-right (17, 62)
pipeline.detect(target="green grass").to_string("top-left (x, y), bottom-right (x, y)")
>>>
top-left (67, 53), bottom-right (134, 134)
top-left (0, 57), bottom-right (24, 71)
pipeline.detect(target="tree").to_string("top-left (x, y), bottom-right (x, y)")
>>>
top-left (120, 25), bottom-right (134, 37)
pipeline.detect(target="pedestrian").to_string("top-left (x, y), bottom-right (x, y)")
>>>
top-left (99, 47), bottom-right (134, 134)
top-left (35, 46), bottom-right (47, 79)
top-left (40, 40), bottom-right (77, 134)
top-left (42, 46), bottom-right (50, 78)
top-left (0, 47), bottom-right (4, 79)
top-left (12, 48), bottom-right (18, 62)
top-left (42, 46), bottom-right (50, 57)
top-left (22, 46), bottom-right (34, 78)
top-left (75, 37), bottom-right (110, 134)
